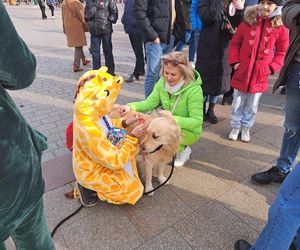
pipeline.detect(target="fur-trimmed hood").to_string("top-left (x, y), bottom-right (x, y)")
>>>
top-left (244, 5), bottom-right (283, 27)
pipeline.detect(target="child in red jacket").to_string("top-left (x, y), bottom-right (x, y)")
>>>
top-left (228, 0), bottom-right (289, 142)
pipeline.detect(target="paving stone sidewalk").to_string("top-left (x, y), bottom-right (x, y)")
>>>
top-left (4, 4), bottom-right (299, 250)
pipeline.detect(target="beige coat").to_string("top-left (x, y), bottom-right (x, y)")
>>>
top-left (61, 0), bottom-right (87, 47)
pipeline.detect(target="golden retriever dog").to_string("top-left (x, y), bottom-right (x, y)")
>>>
top-left (110, 105), bottom-right (181, 195)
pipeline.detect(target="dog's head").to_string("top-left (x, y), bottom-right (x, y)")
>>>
top-left (140, 116), bottom-right (181, 156)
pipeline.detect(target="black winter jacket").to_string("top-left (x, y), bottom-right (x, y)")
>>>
top-left (85, 0), bottom-right (118, 35)
top-left (133, 0), bottom-right (185, 44)
top-left (195, 0), bottom-right (243, 96)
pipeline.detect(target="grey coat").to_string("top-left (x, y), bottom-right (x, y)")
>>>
top-left (273, 0), bottom-right (300, 92)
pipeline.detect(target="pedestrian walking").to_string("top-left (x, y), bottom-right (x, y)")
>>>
top-left (62, 0), bottom-right (90, 72)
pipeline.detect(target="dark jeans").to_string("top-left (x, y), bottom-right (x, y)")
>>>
top-left (128, 33), bottom-right (145, 75)
top-left (90, 33), bottom-right (115, 75)
top-left (0, 199), bottom-right (55, 250)
top-left (276, 61), bottom-right (300, 173)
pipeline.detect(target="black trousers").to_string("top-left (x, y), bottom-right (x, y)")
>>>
top-left (38, 0), bottom-right (47, 18)
top-left (128, 33), bottom-right (145, 75)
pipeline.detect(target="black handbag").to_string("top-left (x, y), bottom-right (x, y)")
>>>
top-left (84, 0), bottom-right (100, 22)
top-left (220, 12), bottom-right (236, 40)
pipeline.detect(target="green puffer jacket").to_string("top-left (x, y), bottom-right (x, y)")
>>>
top-left (128, 70), bottom-right (203, 147)
top-left (0, 1), bottom-right (48, 240)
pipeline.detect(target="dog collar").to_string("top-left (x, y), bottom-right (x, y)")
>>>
top-left (149, 144), bottom-right (164, 154)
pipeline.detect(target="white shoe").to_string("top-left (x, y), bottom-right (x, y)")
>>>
top-left (190, 62), bottom-right (195, 69)
top-left (228, 128), bottom-right (240, 141)
top-left (51, 16), bottom-right (55, 19)
top-left (241, 127), bottom-right (250, 142)
top-left (174, 146), bottom-right (191, 167)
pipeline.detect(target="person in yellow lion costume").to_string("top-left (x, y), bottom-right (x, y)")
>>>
top-left (73, 67), bottom-right (144, 206)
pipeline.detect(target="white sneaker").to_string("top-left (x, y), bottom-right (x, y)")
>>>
top-left (241, 127), bottom-right (251, 142)
top-left (174, 146), bottom-right (191, 167)
top-left (51, 16), bottom-right (55, 19)
top-left (190, 62), bottom-right (195, 69)
top-left (228, 128), bottom-right (240, 141)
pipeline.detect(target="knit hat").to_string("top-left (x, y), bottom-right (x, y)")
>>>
top-left (258, 0), bottom-right (285, 6)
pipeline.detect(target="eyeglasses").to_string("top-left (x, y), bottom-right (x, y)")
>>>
top-left (162, 58), bottom-right (184, 66)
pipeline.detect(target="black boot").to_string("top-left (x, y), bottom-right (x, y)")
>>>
top-left (234, 240), bottom-right (252, 250)
top-left (125, 73), bottom-right (142, 82)
top-left (251, 166), bottom-right (289, 185)
top-left (206, 103), bottom-right (218, 124)
top-left (76, 182), bottom-right (99, 207)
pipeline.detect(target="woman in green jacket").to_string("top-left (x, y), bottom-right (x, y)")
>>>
top-left (120, 51), bottom-right (203, 167)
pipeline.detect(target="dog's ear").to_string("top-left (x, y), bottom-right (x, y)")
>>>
top-left (169, 124), bottom-right (181, 139)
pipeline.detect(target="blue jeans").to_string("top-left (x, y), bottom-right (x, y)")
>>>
top-left (276, 61), bottom-right (300, 174)
top-left (90, 33), bottom-right (115, 75)
top-left (203, 95), bottom-right (218, 104)
top-left (144, 36), bottom-right (174, 98)
top-left (230, 89), bottom-right (262, 129)
top-left (251, 160), bottom-right (300, 250)
top-left (175, 30), bottom-right (192, 51)
top-left (189, 30), bottom-right (200, 62)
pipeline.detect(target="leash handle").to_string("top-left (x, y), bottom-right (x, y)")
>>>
top-left (143, 155), bottom-right (175, 195)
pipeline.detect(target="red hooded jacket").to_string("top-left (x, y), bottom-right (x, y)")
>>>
top-left (229, 5), bottom-right (289, 93)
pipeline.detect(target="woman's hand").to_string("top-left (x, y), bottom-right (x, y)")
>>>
top-left (233, 63), bottom-right (240, 71)
top-left (159, 110), bottom-right (173, 118)
top-left (130, 123), bottom-right (146, 138)
top-left (232, 0), bottom-right (244, 10)
top-left (119, 105), bottom-right (130, 117)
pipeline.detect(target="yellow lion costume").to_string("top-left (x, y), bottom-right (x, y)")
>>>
top-left (72, 67), bottom-right (143, 205)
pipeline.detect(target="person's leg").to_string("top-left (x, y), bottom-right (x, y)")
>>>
top-left (189, 30), bottom-right (200, 62)
top-left (11, 199), bottom-right (55, 250)
top-left (73, 47), bottom-right (82, 70)
top-left (239, 92), bottom-right (262, 142)
top-left (276, 61), bottom-right (300, 173)
top-left (101, 33), bottom-right (115, 75)
top-left (162, 34), bottom-right (175, 55)
top-left (250, 161), bottom-right (300, 250)
top-left (176, 30), bottom-right (192, 51)
top-left (129, 33), bottom-right (145, 76)
top-left (90, 34), bottom-right (101, 70)
top-left (251, 61), bottom-right (300, 185)
top-left (38, 0), bottom-right (47, 18)
top-left (144, 41), bottom-right (163, 98)
top-left (206, 95), bottom-right (219, 124)
top-left (47, 3), bottom-right (54, 17)
top-left (230, 89), bottom-right (247, 129)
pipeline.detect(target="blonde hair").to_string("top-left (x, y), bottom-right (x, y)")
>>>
top-left (160, 51), bottom-right (195, 84)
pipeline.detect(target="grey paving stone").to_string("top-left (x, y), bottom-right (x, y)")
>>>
top-left (168, 165), bottom-right (230, 210)
top-left (123, 188), bottom-right (193, 240)
top-left (217, 179), bottom-right (277, 233)
top-left (60, 211), bottom-right (145, 250)
top-left (137, 227), bottom-right (192, 250)
top-left (173, 201), bottom-right (258, 250)
top-left (192, 131), bottom-right (279, 186)
top-left (44, 184), bottom-right (88, 233)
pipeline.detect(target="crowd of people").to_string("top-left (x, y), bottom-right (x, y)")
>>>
top-left (1, 0), bottom-right (300, 249)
